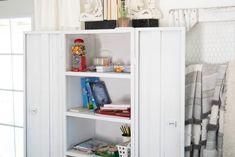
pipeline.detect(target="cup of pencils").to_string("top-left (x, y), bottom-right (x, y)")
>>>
top-left (120, 125), bottom-right (131, 143)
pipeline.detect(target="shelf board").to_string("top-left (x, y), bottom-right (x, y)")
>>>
top-left (66, 111), bottom-right (131, 124)
top-left (63, 28), bottom-right (134, 35)
top-left (65, 71), bottom-right (131, 79)
top-left (66, 149), bottom-right (93, 157)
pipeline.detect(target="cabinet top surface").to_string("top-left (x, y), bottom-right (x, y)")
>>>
top-left (24, 27), bottom-right (185, 35)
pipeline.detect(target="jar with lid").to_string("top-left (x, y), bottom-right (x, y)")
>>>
top-left (71, 38), bottom-right (86, 72)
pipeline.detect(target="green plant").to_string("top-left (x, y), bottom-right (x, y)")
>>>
top-left (120, 8), bottom-right (129, 18)
top-left (119, 1), bottom-right (129, 18)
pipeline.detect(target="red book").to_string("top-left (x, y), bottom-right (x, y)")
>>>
top-left (95, 110), bottom-right (131, 118)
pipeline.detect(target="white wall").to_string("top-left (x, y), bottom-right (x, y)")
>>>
top-left (158, 0), bottom-right (235, 26)
top-left (0, 0), bottom-right (34, 18)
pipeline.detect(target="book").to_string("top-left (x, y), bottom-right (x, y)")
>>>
top-left (96, 109), bottom-right (131, 118)
top-left (106, 0), bottom-right (118, 20)
top-left (68, 107), bottom-right (88, 113)
top-left (73, 139), bottom-right (108, 154)
top-left (100, 107), bottom-right (130, 111)
top-left (95, 145), bottom-right (119, 157)
top-left (103, 104), bottom-right (130, 108)
top-left (109, 0), bottom-right (113, 20)
top-left (111, 0), bottom-right (118, 20)
top-left (103, 0), bottom-right (108, 20)
top-left (86, 82), bottom-right (98, 109)
top-left (90, 81), bottom-right (112, 107)
top-left (81, 78), bottom-right (89, 108)
top-left (81, 77), bottom-right (100, 109)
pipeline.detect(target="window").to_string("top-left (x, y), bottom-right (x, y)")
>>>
top-left (0, 18), bottom-right (31, 157)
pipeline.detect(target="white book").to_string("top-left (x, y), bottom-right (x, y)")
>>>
top-left (103, 104), bottom-right (131, 108)
top-left (100, 107), bottom-right (129, 110)
top-left (107, 0), bottom-right (111, 20)
top-left (103, 0), bottom-right (108, 20)
top-left (111, 0), bottom-right (118, 20)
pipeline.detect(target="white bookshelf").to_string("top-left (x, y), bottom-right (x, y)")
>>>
top-left (63, 29), bottom-right (135, 157)
top-left (25, 28), bottom-right (185, 157)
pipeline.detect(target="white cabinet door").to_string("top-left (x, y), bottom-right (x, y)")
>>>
top-left (161, 30), bottom-right (185, 157)
top-left (138, 30), bottom-right (162, 157)
top-left (26, 34), bottom-right (50, 157)
top-left (26, 33), bottom-right (63, 157)
top-left (137, 29), bottom-right (185, 157)
top-left (48, 34), bottom-right (63, 157)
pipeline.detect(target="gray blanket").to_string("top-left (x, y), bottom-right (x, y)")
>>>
top-left (185, 64), bottom-right (227, 157)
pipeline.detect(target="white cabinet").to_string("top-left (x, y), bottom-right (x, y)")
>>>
top-left (25, 33), bottom-right (63, 157)
top-left (25, 28), bottom-right (184, 157)
top-left (137, 28), bottom-right (185, 157)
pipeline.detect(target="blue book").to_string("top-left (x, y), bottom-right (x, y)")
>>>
top-left (86, 82), bottom-right (98, 110)
top-left (81, 77), bottom-right (100, 109)
top-left (90, 81), bottom-right (111, 107)
top-left (80, 78), bottom-right (89, 108)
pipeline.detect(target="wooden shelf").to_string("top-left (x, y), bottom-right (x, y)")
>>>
top-left (65, 71), bottom-right (131, 79)
top-left (66, 149), bottom-right (92, 157)
top-left (66, 111), bottom-right (131, 124)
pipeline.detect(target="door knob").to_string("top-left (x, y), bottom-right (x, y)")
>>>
top-left (31, 106), bottom-right (38, 114)
top-left (168, 120), bottom-right (177, 127)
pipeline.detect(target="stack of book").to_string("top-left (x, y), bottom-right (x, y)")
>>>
top-left (104, 0), bottom-right (118, 20)
top-left (95, 104), bottom-right (131, 118)
top-left (73, 139), bottom-right (108, 154)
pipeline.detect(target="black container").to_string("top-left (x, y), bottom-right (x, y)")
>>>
top-left (84, 19), bottom-right (159, 29)
top-left (85, 20), bottom-right (116, 29)
top-left (132, 19), bottom-right (159, 27)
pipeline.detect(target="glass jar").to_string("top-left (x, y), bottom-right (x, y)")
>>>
top-left (71, 38), bottom-right (86, 72)
top-left (117, 0), bottom-right (131, 27)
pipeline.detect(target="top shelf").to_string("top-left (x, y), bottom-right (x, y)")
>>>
top-left (65, 71), bottom-right (131, 79)
top-left (63, 28), bottom-right (134, 35)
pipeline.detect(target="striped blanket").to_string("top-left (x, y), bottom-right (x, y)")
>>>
top-left (185, 64), bottom-right (228, 157)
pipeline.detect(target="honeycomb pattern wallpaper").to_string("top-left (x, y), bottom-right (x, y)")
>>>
top-left (186, 21), bottom-right (235, 65)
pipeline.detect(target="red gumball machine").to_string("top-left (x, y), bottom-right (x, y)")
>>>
top-left (71, 38), bottom-right (86, 72)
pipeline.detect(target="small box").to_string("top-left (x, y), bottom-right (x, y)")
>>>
top-left (132, 19), bottom-right (159, 27)
top-left (85, 20), bottom-right (116, 29)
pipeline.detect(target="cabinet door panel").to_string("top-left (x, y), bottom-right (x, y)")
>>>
top-left (26, 34), bottom-right (50, 157)
top-left (138, 29), bottom-right (184, 157)
top-left (49, 34), bottom-right (63, 157)
top-left (139, 31), bottom-right (161, 157)
top-left (161, 31), bottom-right (184, 157)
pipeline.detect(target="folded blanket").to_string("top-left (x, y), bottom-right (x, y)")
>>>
top-left (223, 61), bottom-right (235, 157)
top-left (185, 64), bottom-right (227, 157)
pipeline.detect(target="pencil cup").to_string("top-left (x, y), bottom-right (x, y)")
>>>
top-left (122, 136), bottom-right (131, 143)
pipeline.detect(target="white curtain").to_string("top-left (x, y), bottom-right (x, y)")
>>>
top-left (34, 0), bottom-right (81, 31)
top-left (169, 9), bottom-right (199, 31)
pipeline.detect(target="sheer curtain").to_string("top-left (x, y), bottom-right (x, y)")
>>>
top-left (34, 0), bottom-right (81, 30)
top-left (0, 17), bottom-right (31, 157)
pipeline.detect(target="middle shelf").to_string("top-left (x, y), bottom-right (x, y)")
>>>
top-left (66, 111), bottom-right (131, 124)
top-left (65, 71), bottom-right (131, 79)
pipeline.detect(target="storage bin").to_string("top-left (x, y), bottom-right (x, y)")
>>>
top-left (116, 142), bottom-right (130, 157)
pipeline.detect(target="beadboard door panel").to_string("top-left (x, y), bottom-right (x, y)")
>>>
top-left (138, 30), bottom-right (162, 157)
top-left (25, 33), bottom-right (63, 157)
top-left (48, 34), bottom-right (63, 157)
top-left (161, 30), bottom-right (185, 157)
top-left (137, 28), bottom-right (185, 157)
top-left (26, 34), bottom-right (50, 157)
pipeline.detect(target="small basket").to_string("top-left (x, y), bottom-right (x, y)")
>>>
top-left (116, 142), bottom-right (131, 157)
